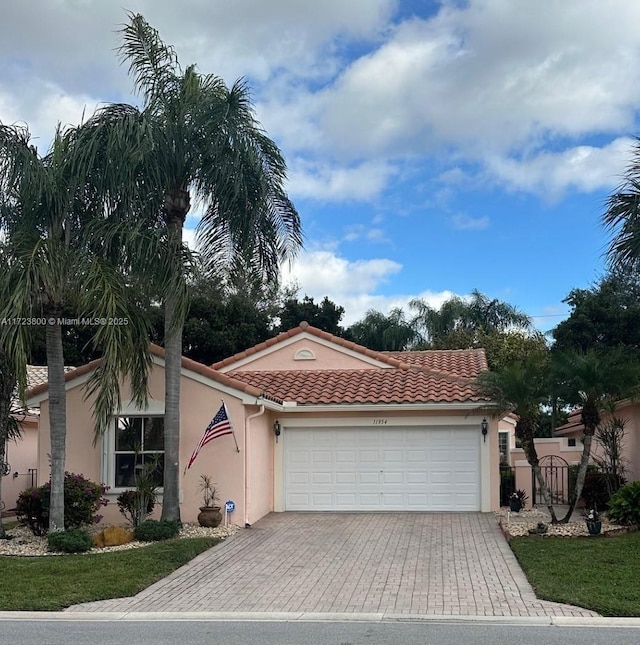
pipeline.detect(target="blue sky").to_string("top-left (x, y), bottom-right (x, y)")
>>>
top-left (1, 1), bottom-right (638, 332)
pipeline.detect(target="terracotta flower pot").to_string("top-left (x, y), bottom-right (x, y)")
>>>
top-left (198, 506), bottom-right (222, 528)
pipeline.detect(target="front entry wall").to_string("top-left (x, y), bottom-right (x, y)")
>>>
top-left (282, 424), bottom-right (482, 512)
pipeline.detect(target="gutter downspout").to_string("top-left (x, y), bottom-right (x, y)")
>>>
top-left (244, 403), bottom-right (265, 528)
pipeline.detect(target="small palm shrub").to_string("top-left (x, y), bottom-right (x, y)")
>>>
top-left (47, 528), bottom-right (94, 553)
top-left (117, 490), bottom-right (156, 528)
top-left (16, 472), bottom-right (109, 536)
top-left (607, 481), bottom-right (640, 525)
top-left (134, 519), bottom-right (181, 542)
top-left (116, 456), bottom-right (160, 527)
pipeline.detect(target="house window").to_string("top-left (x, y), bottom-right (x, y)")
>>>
top-left (498, 431), bottom-right (509, 464)
top-left (568, 437), bottom-right (576, 447)
top-left (114, 416), bottom-right (164, 488)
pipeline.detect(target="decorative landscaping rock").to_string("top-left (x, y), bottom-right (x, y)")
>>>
top-left (94, 526), bottom-right (135, 548)
top-left (0, 523), bottom-right (237, 556)
top-left (495, 507), bottom-right (628, 538)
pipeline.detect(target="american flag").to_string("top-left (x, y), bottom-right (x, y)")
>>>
top-left (186, 402), bottom-right (235, 470)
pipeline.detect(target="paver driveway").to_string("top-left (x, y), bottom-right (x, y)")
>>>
top-left (67, 513), bottom-right (597, 617)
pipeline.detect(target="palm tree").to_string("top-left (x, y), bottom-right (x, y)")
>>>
top-left (0, 123), bottom-right (156, 532)
top-left (410, 290), bottom-right (531, 349)
top-left (475, 356), bottom-right (559, 522)
top-left (603, 138), bottom-right (640, 271)
top-left (464, 289), bottom-right (532, 335)
top-left (75, 13), bottom-right (302, 521)
top-left (347, 308), bottom-right (418, 351)
top-left (552, 348), bottom-right (640, 522)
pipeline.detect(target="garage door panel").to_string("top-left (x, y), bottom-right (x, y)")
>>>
top-left (359, 472), bottom-right (380, 484)
top-left (406, 471), bottom-right (428, 484)
top-left (382, 450), bottom-right (403, 463)
top-left (335, 472), bottom-right (356, 484)
top-left (288, 472), bottom-right (310, 485)
top-left (284, 426), bottom-right (480, 511)
top-left (288, 450), bottom-right (309, 464)
top-left (358, 493), bottom-right (381, 506)
top-left (382, 471), bottom-right (403, 484)
top-left (335, 450), bottom-right (356, 463)
top-left (311, 472), bottom-right (332, 484)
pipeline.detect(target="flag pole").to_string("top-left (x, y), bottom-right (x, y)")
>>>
top-left (223, 400), bottom-right (240, 452)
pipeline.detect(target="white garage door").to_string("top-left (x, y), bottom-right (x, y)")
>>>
top-left (284, 426), bottom-right (480, 511)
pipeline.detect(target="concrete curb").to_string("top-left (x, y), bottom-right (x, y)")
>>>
top-left (1, 611), bottom-right (640, 627)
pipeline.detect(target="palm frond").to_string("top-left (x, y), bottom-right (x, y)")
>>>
top-left (118, 12), bottom-right (180, 109)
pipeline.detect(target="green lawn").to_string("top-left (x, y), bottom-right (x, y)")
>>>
top-left (0, 537), bottom-right (219, 611)
top-left (510, 531), bottom-right (640, 616)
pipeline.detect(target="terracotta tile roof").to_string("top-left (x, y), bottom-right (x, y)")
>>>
top-left (555, 409), bottom-right (584, 434)
top-left (12, 365), bottom-right (75, 411)
top-left (381, 349), bottom-right (488, 377)
top-left (25, 345), bottom-right (271, 402)
top-left (25, 365), bottom-right (75, 389)
top-left (228, 368), bottom-right (487, 405)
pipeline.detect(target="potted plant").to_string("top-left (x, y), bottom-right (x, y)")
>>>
top-left (196, 474), bottom-right (222, 528)
top-left (509, 489), bottom-right (528, 512)
top-left (585, 508), bottom-right (602, 535)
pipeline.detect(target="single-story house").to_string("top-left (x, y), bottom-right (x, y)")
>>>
top-left (3, 365), bottom-right (74, 513)
top-left (555, 402), bottom-right (640, 483)
top-left (25, 322), bottom-right (503, 525)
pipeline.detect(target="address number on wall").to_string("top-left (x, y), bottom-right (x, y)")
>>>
top-left (372, 419), bottom-right (388, 425)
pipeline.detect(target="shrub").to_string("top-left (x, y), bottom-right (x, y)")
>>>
top-left (581, 472), bottom-right (625, 511)
top-left (607, 481), bottom-right (640, 526)
top-left (15, 487), bottom-right (48, 536)
top-left (116, 456), bottom-right (160, 527)
top-left (134, 519), bottom-right (181, 542)
top-left (117, 490), bottom-right (156, 528)
top-left (47, 528), bottom-right (94, 553)
top-left (16, 472), bottom-right (109, 536)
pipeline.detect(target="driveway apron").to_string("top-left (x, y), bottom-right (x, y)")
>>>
top-left (67, 512), bottom-right (597, 617)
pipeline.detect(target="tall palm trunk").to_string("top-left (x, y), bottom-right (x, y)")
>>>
top-left (0, 439), bottom-right (6, 538)
top-left (46, 316), bottom-right (66, 532)
top-left (560, 422), bottom-right (596, 523)
top-left (161, 284), bottom-right (182, 522)
top-left (160, 189), bottom-right (189, 522)
top-left (518, 419), bottom-right (558, 523)
top-left (0, 350), bottom-right (13, 538)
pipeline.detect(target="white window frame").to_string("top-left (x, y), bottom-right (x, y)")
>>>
top-left (498, 431), bottom-right (510, 464)
top-left (102, 400), bottom-right (165, 493)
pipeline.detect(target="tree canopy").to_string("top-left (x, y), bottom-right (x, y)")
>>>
top-left (552, 270), bottom-right (640, 355)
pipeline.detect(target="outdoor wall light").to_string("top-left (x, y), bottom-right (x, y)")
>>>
top-left (273, 419), bottom-right (281, 442)
top-left (481, 418), bottom-right (488, 443)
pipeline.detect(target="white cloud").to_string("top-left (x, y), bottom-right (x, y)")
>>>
top-left (287, 158), bottom-right (396, 201)
top-left (451, 213), bottom-right (490, 231)
top-left (319, 1), bottom-right (640, 159)
top-left (485, 137), bottom-right (635, 197)
top-left (280, 248), bottom-right (466, 325)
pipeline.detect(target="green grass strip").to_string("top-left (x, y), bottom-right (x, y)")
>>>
top-left (0, 537), bottom-right (219, 611)
top-left (511, 531), bottom-right (640, 616)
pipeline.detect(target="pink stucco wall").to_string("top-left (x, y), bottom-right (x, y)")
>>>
top-left (3, 417), bottom-right (39, 511)
top-left (559, 402), bottom-right (640, 484)
top-left (36, 362), bottom-right (252, 526)
top-left (228, 337), bottom-right (387, 372)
